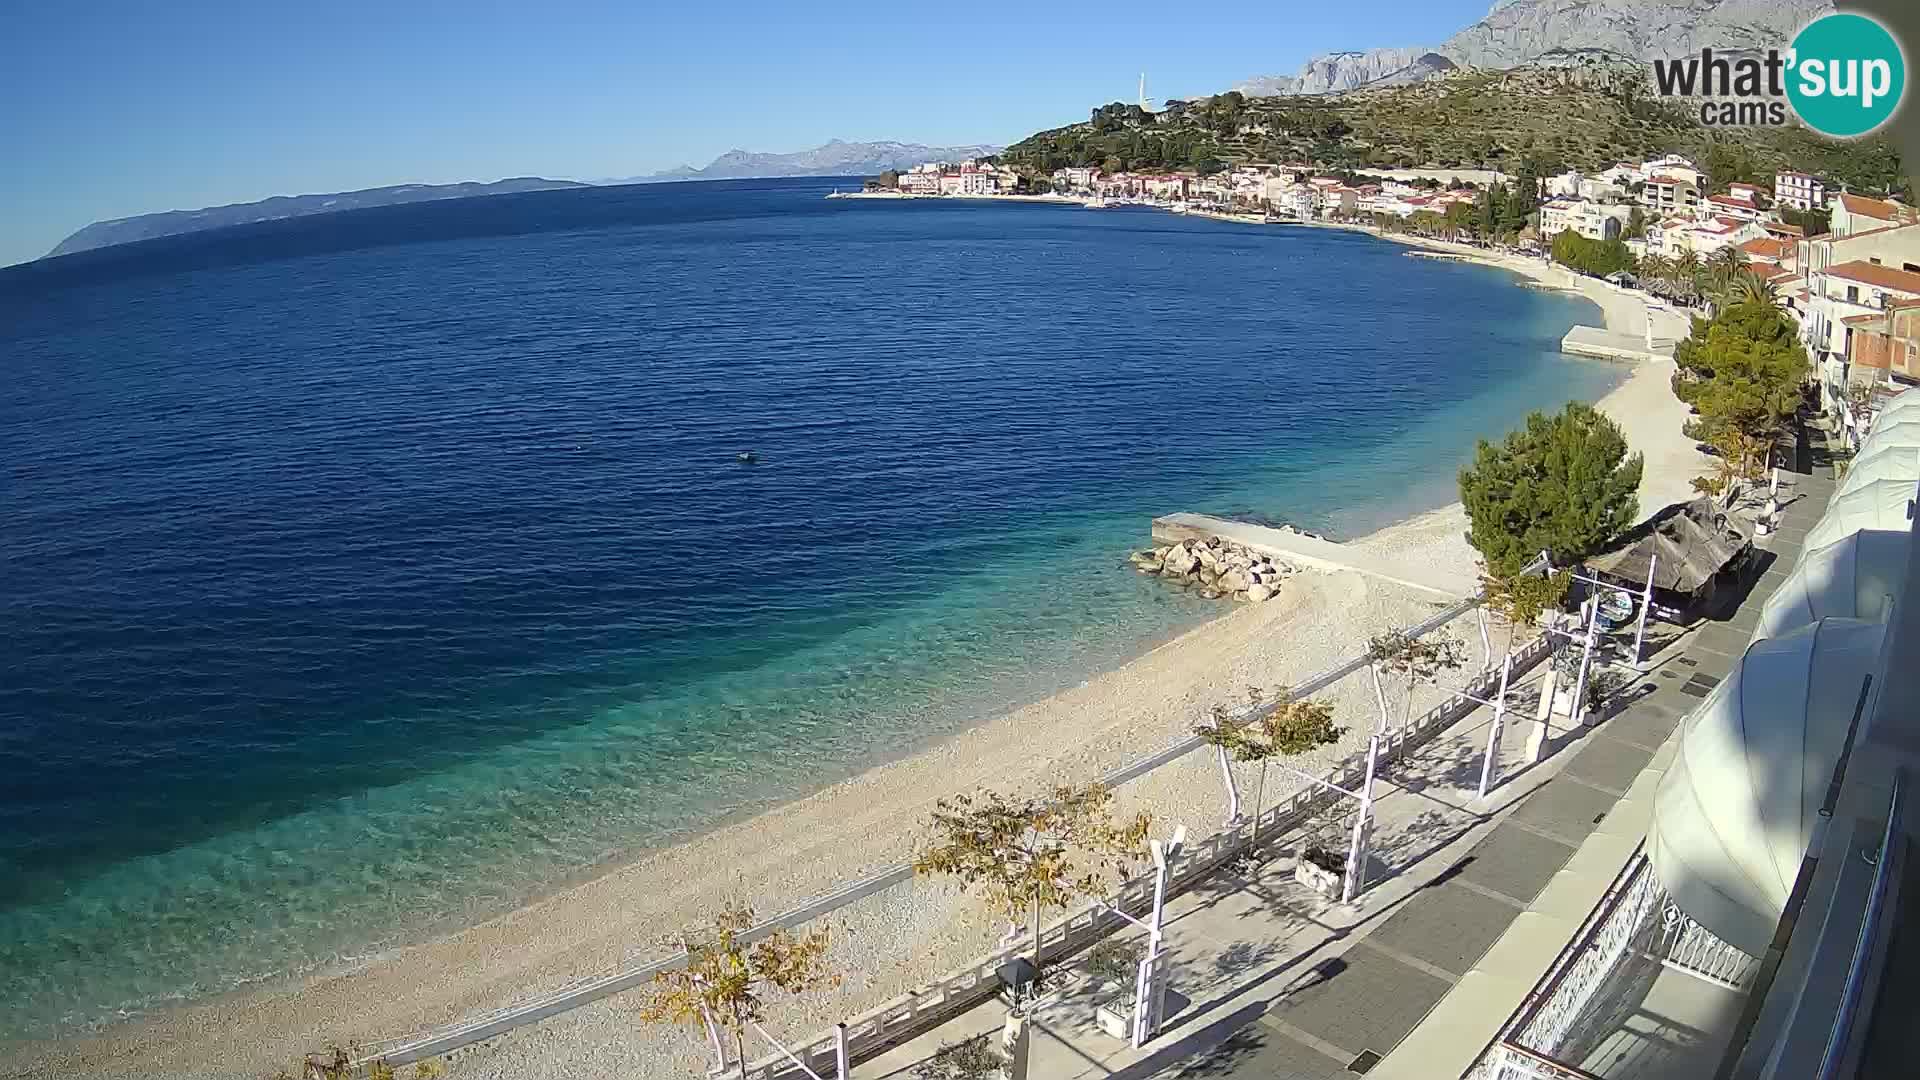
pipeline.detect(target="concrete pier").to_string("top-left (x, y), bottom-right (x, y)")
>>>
top-left (1151, 512), bottom-right (1472, 597)
top-left (1561, 324), bottom-right (1671, 362)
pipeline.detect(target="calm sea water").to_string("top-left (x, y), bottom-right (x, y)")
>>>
top-left (0, 178), bottom-right (1619, 1036)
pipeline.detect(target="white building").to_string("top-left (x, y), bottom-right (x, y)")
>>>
top-left (1051, 166), bottom-right (1101, 192)
top-left (1703, 193), bottom-right (1765, 222)
top-left (1545, 170), bottom-right (1584, 198)
top-left (1598, 162), bottom-right (1643, 187)
top-left (898, 164), bottom-right (941, 195)
top-left (1803, 260), bottom-right (1920, 388)
top-left (1578, 177), bottom-right (1627, 202)
top-left (1319, 186), bottom-right (1358, 218)
top-left (1641, 174), bottom-right (1701, 216)
top-left (1831, 192), bottom-right (1919, 238)
top-left (1539, 197), bottom-right (1634, 241)
top-left (1642, 154), bottom-right (1703, 188)
top-left (1775, 170), bottom-right (1827, 211)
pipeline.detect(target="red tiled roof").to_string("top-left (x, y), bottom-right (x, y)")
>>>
top-left (1740, 237), bottom-right (1791, 259)
top-left (1823, 260), bottom-right (1920, 294)
top-left (1838, 193), bottom-right (1918, 223)
top-left (1844, 313), bottom-right (1883, 327)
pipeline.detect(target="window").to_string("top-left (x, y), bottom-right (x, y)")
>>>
top-left (1848, 285), bottom-right (1860, 303)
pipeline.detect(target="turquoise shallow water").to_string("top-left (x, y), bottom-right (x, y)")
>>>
top-left (0, 179), bottom-right (1620, 1037)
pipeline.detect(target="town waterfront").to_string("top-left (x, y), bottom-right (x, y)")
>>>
top-left (0, 177), bottom-right (1622, 1048)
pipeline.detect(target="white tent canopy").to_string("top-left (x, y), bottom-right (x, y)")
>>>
top-left (1801, 478), bottom-right (1916, 552)
top-left (1649, 618), bottom-right (1886, 955)
top-left (1857, 417), bottom-right (1920, 458)
top-left (1872, 388), bottom-right (1920, 424)
top-left (1750, 529), bottom-right (1909, 643)
top-left (1830, 444), bottom-right (1920, 506)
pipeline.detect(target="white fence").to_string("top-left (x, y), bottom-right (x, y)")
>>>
top-left (746, 631), bottom-right (1557, 1079)
top-left (1471, 849), bottom-right (1757, 1080)
top-left (356, 578), bottom-right (1544, 1073)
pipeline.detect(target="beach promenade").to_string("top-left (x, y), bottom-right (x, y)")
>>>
top-left (851, 433), bottom-right (1829, 1080)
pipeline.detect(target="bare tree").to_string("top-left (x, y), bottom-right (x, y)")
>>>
top-left (1368, 630), bottom-right (1468, 731)
top-left (636, 903), bottom-right (837, 1080)
top-left (914, 783), bottom-right (1151, 966)
top-left (1199, 688), bottom-right (1343, 848)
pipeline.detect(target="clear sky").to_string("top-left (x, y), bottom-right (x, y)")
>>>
top-left (0, 0), bottom-right (1494, 267)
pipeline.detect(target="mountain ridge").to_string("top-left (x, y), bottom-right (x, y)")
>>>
top-left (1234, 0), bottom-right (1832, 98)
top-left (47, 178), bottom-right (588, 259)
top-left (611, 139), bottom-right (1005, 183)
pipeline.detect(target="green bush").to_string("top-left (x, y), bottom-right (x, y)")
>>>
top-left (1459, 403), bottom-right (1644, 577)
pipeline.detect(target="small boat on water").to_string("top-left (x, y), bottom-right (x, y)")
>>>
top-left (736, 451), bottom-right (758, 464)
top-left (1083, 196), bottom-right (1107, 209)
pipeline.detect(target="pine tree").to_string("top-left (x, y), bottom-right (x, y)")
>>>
top-left (1672, 301), bottom-right (1809, 483)
top-left (1458, 403), bottom-right (1645, 577)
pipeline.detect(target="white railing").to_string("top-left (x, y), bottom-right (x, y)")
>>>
top-left (358, 573), bottom-right (1545, 1072)
top-left (1652, 901), bottom-right (1757, 990)
top-left (1471, 850), bottom-right (1760, 1080)
top-left (1470, 851), bottom-right (1659, 1080)
top-left (746, 633), bottom-right (1557, 1079)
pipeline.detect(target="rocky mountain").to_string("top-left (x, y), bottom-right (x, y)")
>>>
top-left (1436, 0), bottom-right (1832, 71)
top-left (47, 178), bottom-right (587, 259)
top-left (1236, 48), bottom-right (1425, 97)
top-left (616, 139), bottom-right (1004, 183)
top-left (1233, 0), bottom-right (1831, 96)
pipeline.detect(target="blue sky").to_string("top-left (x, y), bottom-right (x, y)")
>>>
top-left (0, 0), bottom-right (1493, 267)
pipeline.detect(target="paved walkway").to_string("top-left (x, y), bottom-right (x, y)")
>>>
top-left (854, 429), bottom-right (1836, 1080)
top-left (854, 663), bottom-right (1573, 1080)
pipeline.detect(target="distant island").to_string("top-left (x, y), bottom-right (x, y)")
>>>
top-left (611, 139), bottom-right (1004, 184)
top-left (46, 177), bottom-right (589, 259)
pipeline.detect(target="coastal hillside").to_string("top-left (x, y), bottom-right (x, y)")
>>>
top-left (616, 139), bottom-right (1005, 183)
top-left (1004, 64), bottom-right (1906, 196)
top-left (46, 178), bottom-right (587, 259)
top-left (1234, 0), bottom-right (1832, 97)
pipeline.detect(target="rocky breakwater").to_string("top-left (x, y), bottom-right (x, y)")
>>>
top-left (1128, 535), bottom-right (1297, 603)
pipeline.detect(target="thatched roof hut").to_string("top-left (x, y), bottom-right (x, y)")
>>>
top-left (1587, 497), bottom-right (1754, 598)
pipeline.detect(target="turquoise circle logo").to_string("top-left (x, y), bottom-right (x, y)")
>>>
top-left (1786, 13), bottom-right (1906, 138)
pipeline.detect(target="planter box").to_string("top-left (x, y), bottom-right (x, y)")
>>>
top-left (1096, 996), bottom-right (1132, 1041)
top-left (1294, 851), bottom-right (1345, 898)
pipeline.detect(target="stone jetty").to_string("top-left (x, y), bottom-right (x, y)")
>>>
top-left (1129, 534), bottom-right (1298, 603)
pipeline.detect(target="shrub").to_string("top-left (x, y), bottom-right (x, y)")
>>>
top-left (1459, 403), bottom-right (1644, 577)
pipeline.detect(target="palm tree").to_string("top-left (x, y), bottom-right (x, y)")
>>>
top-left (1703, 247), bottom-right (1752, 310)
top-left (1639, 254), bottom-right (1674, 299)
top-left (1670, 250), bottom-right (1703, 307)
top-left (1728, 267), bottom-right (1778, 307)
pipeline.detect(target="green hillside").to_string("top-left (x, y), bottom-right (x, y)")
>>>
top-left (1003, 65), bottom-right (1908, 197)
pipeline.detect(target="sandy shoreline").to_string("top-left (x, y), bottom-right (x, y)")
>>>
top-left (4, 233), bottom-right (1711, 1080)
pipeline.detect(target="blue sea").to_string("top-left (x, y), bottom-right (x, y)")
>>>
top-left (0, 178), bottom-right (1620, 1037)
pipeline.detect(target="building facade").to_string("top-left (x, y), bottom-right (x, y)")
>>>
top-left (1774, 170), bottom-right (1826, 210)
top-left (1539, 197), bottom-right (1633, 241)
top-left (1640, 174), bottom-right (1702, 215)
